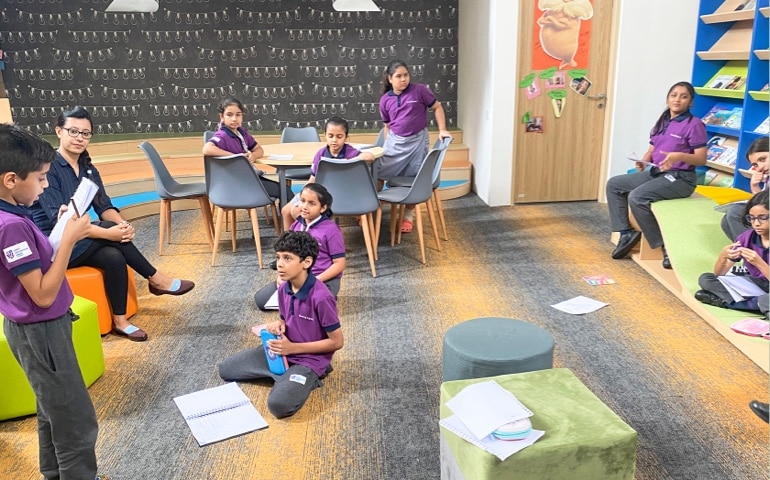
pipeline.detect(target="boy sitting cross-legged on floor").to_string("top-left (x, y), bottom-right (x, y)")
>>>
top-left (219, 231), bottom-right (344, 418)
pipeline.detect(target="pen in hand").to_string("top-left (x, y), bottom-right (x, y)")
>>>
top-left (70, 200), bottom-right (81, 218)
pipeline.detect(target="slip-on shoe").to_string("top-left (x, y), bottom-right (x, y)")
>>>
top-left (749, 400), bottom-right (769, 423)
top-left (611, 231), bottom-right (641, 259)
top-left (149, 279), bottom-right (195, 296)
top-left (113, 324), bottom-right (148, 342)
top-left (662, 247), bottom-right (672, 270)
top-left (694, 289), bottom-right (726, 308)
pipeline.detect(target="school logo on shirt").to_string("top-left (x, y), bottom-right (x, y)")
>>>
top-left (3, 241), bottom-right (33, 263)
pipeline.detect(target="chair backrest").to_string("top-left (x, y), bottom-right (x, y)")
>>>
top-left (399, 148), bottom-right (440, 205)
top-left (280, 126), bottom-right (319, 143)
top-left (138, 141), bottom-right (180, 198)
top-left (374, 128), bottom-right (385, 147)
top-left (204, 155), bottom-right (275, 209)
top-left (314, 159), bottom-right (380, 216)
top-left (203, 130), bottom-right (216, 143)
top-left (431, 136), bottom-right (453, 188)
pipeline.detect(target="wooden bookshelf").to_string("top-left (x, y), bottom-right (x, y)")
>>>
top-left (696, 20), bottom-right (753, 59)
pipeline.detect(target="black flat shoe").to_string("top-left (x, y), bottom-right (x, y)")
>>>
top-left (694, 289), bottom-right (726, 308)
top-left (662, 246), bottom-right (672, 269)
top-left (149, 279), bottom-right (195, 296)
top-left (612, 231), bottom-right (641, 259)
top-left (749, 400), bottom-right (769, 423)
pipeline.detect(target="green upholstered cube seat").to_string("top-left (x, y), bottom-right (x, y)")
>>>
top-left (442, 318), bottom-right (554, 381)
top-left (440, 369), bottom-right (638, 480)
top-left (0, 296), bottom-right (105, 421)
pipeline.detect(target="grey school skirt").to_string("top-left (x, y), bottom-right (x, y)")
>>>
top-left (377, 128), bottom-right (430, 181)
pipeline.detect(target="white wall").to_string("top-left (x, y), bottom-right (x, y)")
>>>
top-left (458, 0), bottom-right (700, 206)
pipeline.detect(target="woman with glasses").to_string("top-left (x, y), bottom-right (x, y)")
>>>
top-left (31, 106), bottom-right (195, 342)
top-left (695, 190), bottom-right (769, 315)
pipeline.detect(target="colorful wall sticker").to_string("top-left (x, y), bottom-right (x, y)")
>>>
top-left (532, 0), bottom-right (594, 70)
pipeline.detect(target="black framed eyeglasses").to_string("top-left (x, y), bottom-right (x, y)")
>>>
top-left (63, 127), bottom-right (93, 139)
top-left (745, 214), bottom-right (769, 224)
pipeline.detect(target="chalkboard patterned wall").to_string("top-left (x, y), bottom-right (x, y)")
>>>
top-left (0, 0), bottom-right (458, 137)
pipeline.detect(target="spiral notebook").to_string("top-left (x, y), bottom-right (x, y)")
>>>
top-left (173, 382), bottom-right (268, 446)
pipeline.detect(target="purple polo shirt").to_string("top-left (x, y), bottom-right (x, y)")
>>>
top-left (291, 215), bottom-right (345, 279)
top-left (649, 112), bottom-right (707, 171)
top-left (310, 143), bottom-right (362, 176)
top-left (0, 200), bottom-right (74, 324)
top-left (278, 274), bottom-right (340, 376)
top-left (208, 125), bottom-right (258, 155)
top-left (379, 83), bottom-right (437, 137)
top-left (735, 229), bottom-right (769, 280)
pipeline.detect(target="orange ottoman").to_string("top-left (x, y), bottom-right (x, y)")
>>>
top-left (65, 266), bottom-right (139, 335)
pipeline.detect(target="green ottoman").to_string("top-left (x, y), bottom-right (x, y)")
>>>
top-left (440, 369), bottom-right (637, 480)
top-left (0, 296), bottom-right (105, 421)
top-left (442, 318), bottom-right (554, 381)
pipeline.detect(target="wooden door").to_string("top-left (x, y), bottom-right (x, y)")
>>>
top-left (513, 0), bottom-right (616, 203)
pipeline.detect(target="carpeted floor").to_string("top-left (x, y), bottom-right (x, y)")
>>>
top-left (1, 194), bottom-right (767, 480)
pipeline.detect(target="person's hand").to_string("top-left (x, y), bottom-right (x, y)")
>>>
top-left (267, 335), bottom-right (294, 356)
top-left (723, 242), bottom-right (742, 262)
top-left (658, 151), bottom-right (676, 171)
top-left (244, 151), bottom-right (253, 162)
top-left (634, 162), bottom-right (646, 172)
top-left (56, 204), bottom-right (69, 221)
top-left (750, 169), bottom-right (766, 191)
top-left (439, 129), bottom-right (451, 140)
top-left (265, 320), bottom-right (285, 336)
top-left (118, 220), bottom-right (135, 243)
top-left (61, 211), bottom-right (91, 244)
top-left (737, 247), bottom-right (766, 267)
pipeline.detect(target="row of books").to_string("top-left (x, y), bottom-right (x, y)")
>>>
top-left (707, 140), bottom-right (738, 166)
top-left (706, 74), bottom-right (746, 91)
top-left (754, 117), bottom-right (769, 134)
top-left (702, 105), bottom-right (742, 129)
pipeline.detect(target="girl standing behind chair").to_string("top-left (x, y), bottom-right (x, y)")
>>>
top-left (606, 81), bottom-right (707, 269)
top-left (280, 116), bottom-right (374, 230)
top-left (202, 96), bottom-right (290, 204)
top-left (255, 183), bottom-right (345, 310)
top-left (378, 59), bottom-right (450, 233)
top-left (31, 106), bottom-right (195, 342)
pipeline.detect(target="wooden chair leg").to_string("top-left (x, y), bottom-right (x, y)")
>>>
top-left (415, 205), bottom-right (426, 264)
top-left (374, 207), bottom-right (382, 254)
top-left (270, 203), bottom-right (280, 236)
top-left (230, 210), bottom-right (237, 252)
top-left (248, 208), bottom-right (263, 269)
top-left (198, 196), bottom-right (215, 250)
top-left (396, 204), bottom-right (406, 245)
top-left (425, 199), bottom-right (442, 252)
top-left (433, 190), bottom-right (448, 241)
top-left (211, 206), bottom-right (225, 266)
top-left (158, 199), bottom-right (168, 256)
top-left (389, 203), bottom-right (398, 247)
top-left (359, 214), bottom-right (377, 277)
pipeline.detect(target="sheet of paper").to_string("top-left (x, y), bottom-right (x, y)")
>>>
top-left (265, 290), bottom-right (279, 310)
top-left (268, 154), bottom-right (294, 161)
top-left (445, 380), bottom-right (532, 440)
top-left (48, 177), bottom-right (98, 260)
top-left (627, 157), bottom-right (655, 167)
top-left (440, 415), bottom-right (544, 461)
top-left (551, 295), bottom-right (609, 315)
top-left (718, 275), bottom-right (766, 302)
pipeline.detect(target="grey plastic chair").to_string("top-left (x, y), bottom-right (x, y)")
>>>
top-left (315, 158), bottom-right (382, 277)
top-left (375, 128), bottom-right (385, 147)
top-left (387, 136), bottom-right (453, 240)
top-left (203, 130), bottom-right (216, 143)
top-left (138, 141), bottom-right (214, 255)
top-left (377, 149), bottom-right (442, 264)
top-left (281, 126), bottom-right (319, 183)
top-left (204, 155), bottom-right (280, 267)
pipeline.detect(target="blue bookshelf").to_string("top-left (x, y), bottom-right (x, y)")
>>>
top-left (691, 0), bottom-right (769, 191)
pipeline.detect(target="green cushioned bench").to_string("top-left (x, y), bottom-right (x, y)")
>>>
top-left (642, 197), bottom-right (769, 372)
top-left (0, 296), bottom-right (105, 421)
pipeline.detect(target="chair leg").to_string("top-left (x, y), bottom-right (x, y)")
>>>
top-left (433, 190), bottom-right (449, 241)
top-left (158, 199), bottom-right (168, 256)
top-left (198, 196), bottom-right (215, 250)
top-left (359, 214), bottom-right (377, 277)
top-left (389, 203), bottom-right (398, 247)
top-left (165, 200), bottom-right (173, 245)
top-left (230, 210), bottom-right (237, 252)
top-left (211, 206), bottom-right (226, 266)
top-left (248, 208), bottom-right (263, 269)
top-left (424, 199), bottom-right (442, 252)
top-left (415, 205), bottom-right (426, 264)
top-left (374, 207), bottom-right (382, 254)
top-left (396, 204), bottom-right (406, 245)
top-left (269, 203), bottom-right (280, 236)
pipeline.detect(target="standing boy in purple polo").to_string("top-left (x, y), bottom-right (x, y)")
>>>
top-left (219, 231), bottom-right (344, 418)
top-left (0, 124), bottom-right (107, 479)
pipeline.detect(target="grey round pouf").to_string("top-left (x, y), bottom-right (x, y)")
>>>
top-left (442, 317), bottom-right (554, 381)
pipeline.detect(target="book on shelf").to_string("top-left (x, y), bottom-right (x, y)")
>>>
top-left (754, 117), bottom-right (769, 134)
top-left (707, 144), bottom-right (738, 166)
top-left (702, 105), bottom-right (742, 127)
top-left (173, 382), bottom-right (268, 446)
top-left (760, 84), bottom-right (769, 92)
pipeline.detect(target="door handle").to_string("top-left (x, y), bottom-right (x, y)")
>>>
top-left (587, 93), bottom-right (606, 100)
